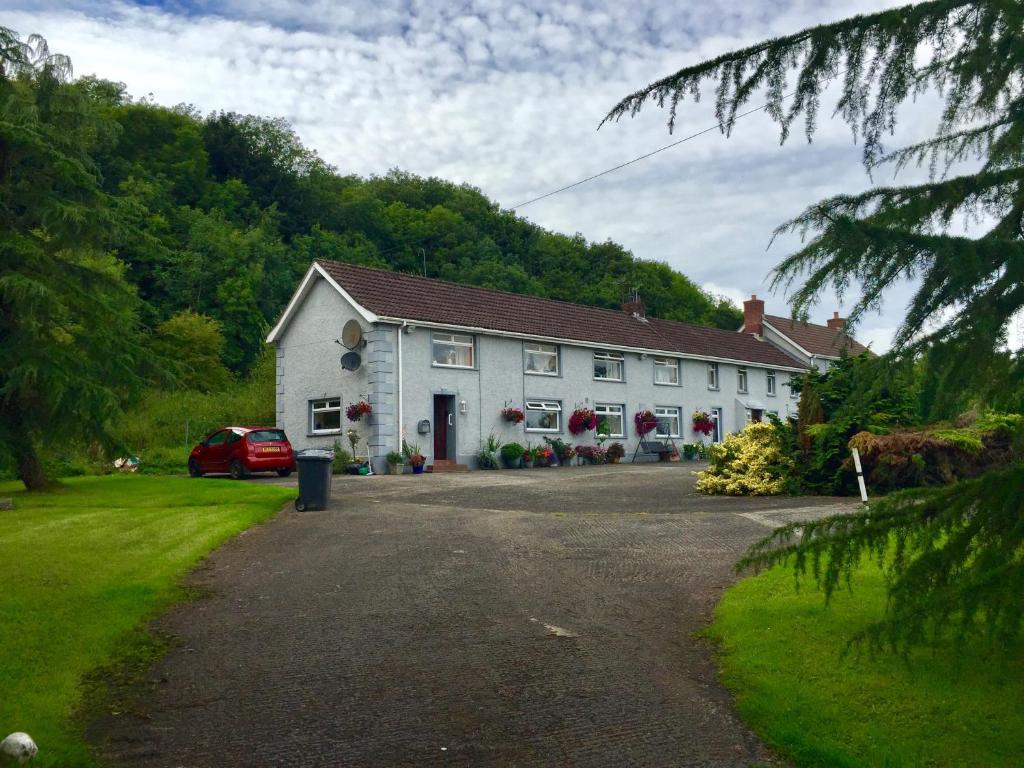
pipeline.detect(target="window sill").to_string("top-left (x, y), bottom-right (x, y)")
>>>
top-left (654, 381), bottom-right (681, 387)
top-left (525, 371), bottom-right (560, 377)
top-left (525, 429), bottom-right (560, 434)
top-left (707, 387), bottom-right (720, 392)
top-left (594, 378), bottom-right (625, 384)
top-left (432, 363), bottom-right (477, 370)
top-left (308, 430), bottom-right (342, 437)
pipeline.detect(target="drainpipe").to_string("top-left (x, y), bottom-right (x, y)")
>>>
top-left (397, 321), bottom-right (407, 451)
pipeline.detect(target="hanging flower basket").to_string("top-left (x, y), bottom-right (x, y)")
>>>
top-left (501, 406), bottom-right (525, 424)
top-left (568, 407), bottom-right (597, 435)
top-left (634, 409), bottom-right (658, 436)
top-left (692, 409), bottom-right (714, 436)
top-left (346, 400), bottom-right (372, 422)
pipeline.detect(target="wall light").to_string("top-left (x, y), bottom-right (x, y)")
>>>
top-left (459, 399), bottom-right (468, 414)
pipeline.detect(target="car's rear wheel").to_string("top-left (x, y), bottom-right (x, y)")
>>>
top-left (277, 469), bottom-right (292, 477)
top-left (229, 459), bottom-right (247, 480)
top-left (188, 459), bottom-right (203, 478)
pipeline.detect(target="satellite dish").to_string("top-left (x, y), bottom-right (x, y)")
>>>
top-left (340, 352), bottom-right (362, 371)
top-left (341, 319), bottom-right (364, 350)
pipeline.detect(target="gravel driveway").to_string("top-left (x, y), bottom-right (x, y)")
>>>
top-left (95, 464), bottom-right (854, 767)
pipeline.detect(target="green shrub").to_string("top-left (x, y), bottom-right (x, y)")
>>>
top-left (606, 442), bottom-right (625, 462)
top-left (331, 441), bottom-right (354, 474)
top-left (500, 442), bottom-right (525, 461)
top-left (386, 451), bottom-right (403, 466)
top-left (696, 422), bottom-right (797, 496)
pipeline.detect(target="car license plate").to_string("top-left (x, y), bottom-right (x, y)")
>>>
top-left (261, 446), bottom-right (280, 453)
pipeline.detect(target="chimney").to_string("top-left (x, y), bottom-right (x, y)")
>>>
top-left (827, 311), bottom-right (845, 330)
top-left (622, 289), bottom-right (645, 319)
top-left (743, 294), bottom-right (764, 336)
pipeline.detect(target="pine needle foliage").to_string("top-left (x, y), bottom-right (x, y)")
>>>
top-left (605, 0), bottom-right (1024, 650)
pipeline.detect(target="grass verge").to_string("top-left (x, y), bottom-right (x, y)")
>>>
top-left (0, 475), bottom-right (294, 767)
top-left (708, 559), bottom-right (1024, 767)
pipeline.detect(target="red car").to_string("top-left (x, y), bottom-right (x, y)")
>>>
top-left (188, 426), bottom-right (295, 479)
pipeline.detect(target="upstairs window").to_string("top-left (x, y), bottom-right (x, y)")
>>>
top-left (767, 369), bottom-right (776, 396)
top-left (707, 362), bottom-right (720, 390)
top-left (737, 367), bottom-right (748, 393)
top-left (525, 400), bottom-right (561, 432)
top-left (653, 357), bottom-right (680, 385)
top-left (654, 406), bottom-right (681, 438)
top-left (595, 403), bottom-right (624, 438)
top-left (594, 351), bottom-right (625, 381)
top-left (789, 374), bottom-right (801, 399)
top-left (311, 398), bottom-right (342, 433)
top-left (432, 332), bottom-right (474, 368)
top-left (524, 342), bottom-right (559, 376)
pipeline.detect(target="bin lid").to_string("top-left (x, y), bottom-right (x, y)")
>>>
top-left (296, 448), bottom-right (335, 461)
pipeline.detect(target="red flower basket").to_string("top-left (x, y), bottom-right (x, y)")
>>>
top-left (502, 407), bottom-right (525, 424)
top-left (692, 410), bottom-right (714, 436)
top-left (634, 409), bottom-right (658, 436)
top-left (346, 400), bottom-right (372, 422)
top-left (568, 407), bottom-right (597, 435)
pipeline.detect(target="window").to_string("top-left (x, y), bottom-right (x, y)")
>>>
top-left (595, 403), bottom-right (624, 437)
top-left (655, 406), bottom-right (680, 438)
top-left (248, 429), bottom-right (287, 443)
top-left (594, 351), bottom-right (624, 381)
top-left (226, 430), bottom-right (243, 445)
top-left (707, 362), bottom-right (719, 390)
top-left (205, 430), bottom-right (229, 446)
top-left (654, 357), bottom-right (680, 385)
top-left (737, 367), bottom-right (748, 393)
top-left (789, 374), bottom-right (801, 399)
top-left (311, 398), bottom-right (342, 433)
top-left (432, 332), bottom-right (474, 368)
top-left (710, 407), bottom-right (723, 443)
top-left (767, 369), bottom-right (776, 396)
top-left (525, 400), bottom-right (561, 432)
top-left (524, 342), bottom-right (559, 376)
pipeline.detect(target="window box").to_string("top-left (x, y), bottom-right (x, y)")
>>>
top-left (594, 351), bottom-right (625, 381)
top-left (311, 398), bottom-right (342, 434)
top-left (525, 400), bottom-right (562, 432)
top-left (654, 357), bottom-right (680, 385)
top-left (594, 403), bottom-right (624, 438)
top-left (524, 342), bottom-right (559, 376)
top-left (432, 332), bottom-right (475, 368)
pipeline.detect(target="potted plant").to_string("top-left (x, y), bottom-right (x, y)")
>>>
top-left (568, 407), bottom-right (597, 436)
top-left (500, 442), bottom-right (524, 468)
top-left (544, 436), bottom-right (575, 466)
top-left (634, 409), bottom-right (658, 436)
top-left (501, 406), bottom-right (525, 424)
top-left (386, 450), bottom-right (404, 474)
top-left (534, 445), bottom-right (554, 467)
top-left (606, 442), bottom-right (625, 464)
top-left (477, 433), bottom-right (501, 469)
top-left (682, 443), bottom-right (698, 460)
top-left (345, 428), bottom-right (364, 474)
top-left (522, 447), bottom-right (534, 468)
top-left (408, 452), bottom-right (426, 474)
top-left (346, 400), bottom-right (373, 422)
top-left (692, 410), bottom-right (714, 437)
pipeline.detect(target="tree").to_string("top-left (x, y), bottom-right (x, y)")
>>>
top-left (0, 29), bottom-right (145, 490)
top-left (604, 0), bottom-right (1023, 649)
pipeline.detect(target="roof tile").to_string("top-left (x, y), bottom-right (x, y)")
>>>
top-left (764, 314), bottom-right (871, 357)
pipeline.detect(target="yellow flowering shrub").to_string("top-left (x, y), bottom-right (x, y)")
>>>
top-left (695, 421), bottom-right (796, 496)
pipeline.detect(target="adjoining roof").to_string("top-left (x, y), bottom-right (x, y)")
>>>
top-left (309, 260), bottom-right (806, 370)
top-left (763, 314), bottom-right (871, 358)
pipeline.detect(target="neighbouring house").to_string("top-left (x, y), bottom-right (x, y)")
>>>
top-left (267, 261), bottom-right (866, 472)
top-left (739, 294), bottom-right (872, 373)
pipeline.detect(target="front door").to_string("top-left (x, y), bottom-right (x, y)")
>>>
top-left (433, 395), bottom-right (456, 460)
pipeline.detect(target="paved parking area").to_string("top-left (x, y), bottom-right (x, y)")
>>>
top-left (95, 464), bottom-right (854, 767)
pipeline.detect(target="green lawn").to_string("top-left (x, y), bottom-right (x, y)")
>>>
top-left (709, 559), bottom-right (1024, 768)
top-left (0, 475), bottom-right (294, 767)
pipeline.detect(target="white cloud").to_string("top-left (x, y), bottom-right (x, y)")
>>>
top-left (5, 0), bottom-right (931, 347)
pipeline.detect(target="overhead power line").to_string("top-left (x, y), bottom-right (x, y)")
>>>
top-left (509, 90), bottom-right (803, 211)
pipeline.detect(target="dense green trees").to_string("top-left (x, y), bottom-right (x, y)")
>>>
top-left (607, 0), bottom-right (1023, 649)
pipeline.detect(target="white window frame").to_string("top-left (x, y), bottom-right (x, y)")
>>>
top-left (789, 374), bottom-right (801, 399)
top-left (310, 398), bottom-right (343, 434)
top-left (654, 406), bottom-right (681, 438)
top-left (594, 403), bottom-right (624, 438)
top-left (524, 400), bottom-right (562, 433)
top-left (707, 362), bottom-right (720, 390)
top-left (710, 407), bottom-right (723, 443)
top-left (737, 366), bottom-right (748, 394)
top-left (593, 351), bottom-right (625, 382)
top-left (767, 369), bottom-right (776, 396)
top-left (653, 357), bottom-right (680, 386)
top-left (431, 332), bottom-right (475, 369)
top-left (524, 342), bottom-right (559, 376)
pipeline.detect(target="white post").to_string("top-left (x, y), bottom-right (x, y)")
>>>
top-left (851, 447), bottom-right (868, 503)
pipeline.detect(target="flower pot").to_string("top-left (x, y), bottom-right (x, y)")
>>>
top-left (387, 463), bottom-right (403, 475)
top-left (522, 459), bottom-right (533, 469)
top-left (412, 465), bottom-right (425, 474)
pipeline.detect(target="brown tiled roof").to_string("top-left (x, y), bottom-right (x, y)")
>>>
top-left (317, 260), bottom-right (806, 369)
top-left (764, 314), bottom-right (871, 357)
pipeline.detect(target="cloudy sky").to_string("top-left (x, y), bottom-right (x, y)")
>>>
top-left (8, 0), bottom-right (1002, 350)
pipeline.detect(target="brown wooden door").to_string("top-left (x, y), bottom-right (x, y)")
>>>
top-left (433, 396), bottom-right (448, 459)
